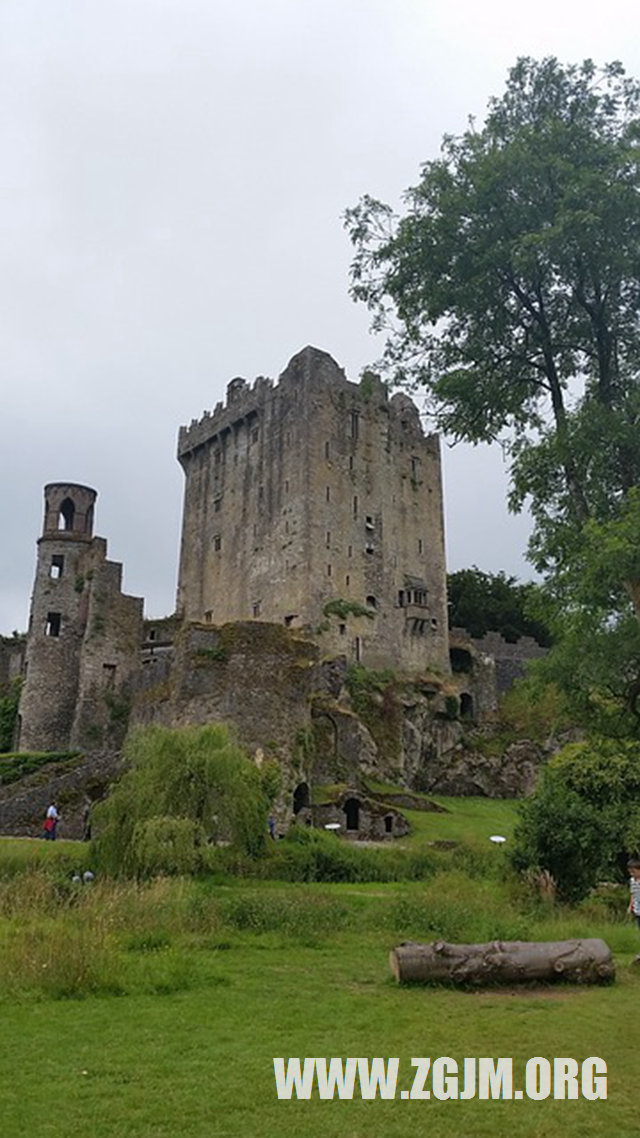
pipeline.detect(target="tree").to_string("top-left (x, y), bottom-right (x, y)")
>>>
top-left (447, 566), bottom-right (552, 644)
top-left (345, 57), bottom-right (640, 726)
top-left (511, 737), bottom-right (640, 900)
top-left (93, 724), bottom-right (269, 876)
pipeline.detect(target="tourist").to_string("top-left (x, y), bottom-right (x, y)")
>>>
top-left (43, 802), bottom-right (60, 841)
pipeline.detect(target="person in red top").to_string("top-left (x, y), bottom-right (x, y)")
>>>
top-left (43, 803), bottom-right (59, 841)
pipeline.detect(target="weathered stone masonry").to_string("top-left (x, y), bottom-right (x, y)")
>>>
top-left (17, 483), bottom-right (143, 754)
top-left (176, 346), bottom-right (450, 674)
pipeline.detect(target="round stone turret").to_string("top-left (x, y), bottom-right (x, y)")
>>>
top-left (42, 483), bottom-right (97, 540)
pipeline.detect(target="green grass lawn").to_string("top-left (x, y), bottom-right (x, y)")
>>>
top-left (401, 795), bottom-right (520, 848)
top-left (0, 807), bottom-right (636, 1138)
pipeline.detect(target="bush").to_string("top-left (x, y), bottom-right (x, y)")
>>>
top-left (511, 736), bottom-right (640, 900)
top-left (93, 724), bottom-right (268, 877)
top-left (267, 827), bottom-right (438, 883)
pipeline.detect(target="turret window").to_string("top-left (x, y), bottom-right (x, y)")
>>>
top-left (45, 612), bottom-right (61, 637)
top-left (50, 556), bottom-right (64, 579)
top-left (58, 498), bottom-right (75, 531)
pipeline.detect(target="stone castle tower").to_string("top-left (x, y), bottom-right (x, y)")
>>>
top-left (176, 347), bottom-right (449, 673)
top-left (18, 482), bottom-right (143, 752)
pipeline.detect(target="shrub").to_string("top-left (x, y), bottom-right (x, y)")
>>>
top-left (511, 736), bottom-right (640, 900)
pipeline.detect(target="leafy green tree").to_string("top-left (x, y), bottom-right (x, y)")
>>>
top-left (447, 566), bottom-right (552, 644)
top-left (345, 57), bottom-right (640, 727)
top-left (512, 737), bottom-right (640, 900)
top-left (93, 724), bottom-right (268, 876)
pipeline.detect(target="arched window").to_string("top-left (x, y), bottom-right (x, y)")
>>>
top-left (366, 595), bottom-right (377, 609)
top-left (58, 498), bottom-right (75, 531)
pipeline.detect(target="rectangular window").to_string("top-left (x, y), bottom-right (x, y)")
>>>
top-left (213, 534), bottom-right (221, 551)
top-left (350, 410), bottom-right (359, 440)
top-left (349, 456), bottom-right (354, 471)
top-left (252, 601), bottom-right (261, 617)
top-left (50, 555), bottom-right (64, 579)
top-left (326, 531), bottom-right (331, 548)
top-left (354, 636), bottom-right (362, 662)
top-left (258, 485), bottom-right (264, 501)
top-left (285, 479), bottom-right (289, 493)
top-left (325, 441), bottom-right (330, 459)
top-left (45, 612), bottom-right (61, 637)
top-left (326, 486), bottom-right (330, 502)
top-left (418, 538), bottom-right (423, 554)
top-left (205, 610), bottom-right (213, 623)
top-left (348, 545), bottom-right (352, 557)
top-left (214, 498), bottom-right (221, 513)
top-left (365, 515), bottom-right (374, 530)
top-left (353, 495), bottom-right (358, 517)
top-left (345, 574), bottom-right (350, 586)
top-left (398, 590), bottom-right (405, 608)
top-left (327, 564), bottom-right (332, 577)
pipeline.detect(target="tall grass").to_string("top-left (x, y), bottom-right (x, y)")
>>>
top-left (1, 865), bottom-right (637, 1001)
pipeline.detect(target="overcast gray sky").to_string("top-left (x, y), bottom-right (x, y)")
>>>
top-left (2, 0), bottom-right (639, 631)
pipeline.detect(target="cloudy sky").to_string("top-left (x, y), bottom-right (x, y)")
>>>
top-left (1, 0), bottom-right (639, 631)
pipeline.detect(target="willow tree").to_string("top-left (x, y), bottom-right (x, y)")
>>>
top-left (345, 57), bottom-right (640, 726)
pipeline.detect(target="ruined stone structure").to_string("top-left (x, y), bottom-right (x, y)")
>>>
top-left (17, 483), bottom-right (143, 753)
top-left (176, 346), bottom-right (449, 674)
top-left (450, 628), bottom-right (548, 693)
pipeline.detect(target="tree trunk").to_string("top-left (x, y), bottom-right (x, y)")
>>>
top-left (390, 938), bottom-right (614, 985)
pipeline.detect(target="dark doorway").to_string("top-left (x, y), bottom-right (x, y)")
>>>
top-left (460, 692), bottom-right (474, 718)
top-left (384, 814), bottom-right (393, 834)
top-left (293, 782), bottom-right (310, 815)
top-left (344, 797), bottom-right (360, 831)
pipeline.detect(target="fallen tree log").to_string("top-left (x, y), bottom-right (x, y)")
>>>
top-left (390, 938), bottom-right (614, 986)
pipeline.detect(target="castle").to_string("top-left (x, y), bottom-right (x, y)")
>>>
top-left (176, 346), bottom-right (449, 673)
top-left (0, 346), bottom-right (553, 838)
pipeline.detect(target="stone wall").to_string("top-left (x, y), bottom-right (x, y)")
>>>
top-left (0, 637), bottom-right (26, 688)
top-left (450, 627), bottom-right (547, 693)
top-left (0, 749), bottom-right (119, 839)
